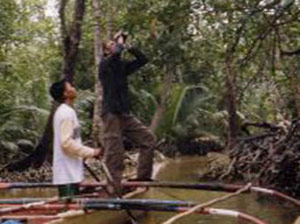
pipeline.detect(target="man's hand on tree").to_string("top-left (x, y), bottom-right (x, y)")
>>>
top-left (93, 148), bottom-right (104, 159)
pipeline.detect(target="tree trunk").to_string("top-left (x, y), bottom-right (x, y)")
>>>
top-left (224, 11), bottom-right (240, 151)
top-left (60, 0), bottom-right (86, 83)
top-left (289, 66), bottom-right (300, 118)
top-left (106, 0), bottom-right (116, 40)
top-left (150, 65), bottom-right (173, 131)
top-left (150, 105), bottom-right (163, 131)
top-left (225, 58), bottom-right (238, 150)
top-left (92, 0), bottom-right (104, 147)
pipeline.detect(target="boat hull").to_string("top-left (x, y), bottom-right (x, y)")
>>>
top-left (0, 188), bottom-right (147, 224)
top-left (49, 188), bottom-right (147, 224)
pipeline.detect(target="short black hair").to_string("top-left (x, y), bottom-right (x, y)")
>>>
top-left (50, 79), bottom-right (66, 103)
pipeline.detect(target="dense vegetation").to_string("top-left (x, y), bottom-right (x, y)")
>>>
top-left (0, 0), bottom-right (299, 195)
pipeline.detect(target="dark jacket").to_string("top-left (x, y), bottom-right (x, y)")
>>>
top-left (99, 45), bottom-right (148, 114)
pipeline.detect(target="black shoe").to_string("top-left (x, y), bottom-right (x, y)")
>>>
top-left (80, 186), bottom-right (96, 194)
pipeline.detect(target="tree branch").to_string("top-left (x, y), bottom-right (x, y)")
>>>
top-left (281, 48), bottom-right (300, 56)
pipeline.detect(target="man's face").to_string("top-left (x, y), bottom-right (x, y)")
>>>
top-left (105, 40), bottom-right (117, 55)
top-left (64, 82), bottom-right (77, 100)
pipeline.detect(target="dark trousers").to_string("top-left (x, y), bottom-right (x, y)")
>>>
top-left (101, 113), bottom-right (156, 188)
top-left (58, 183), bottom-right (80, 197)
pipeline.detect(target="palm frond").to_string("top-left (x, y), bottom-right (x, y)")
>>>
top-left (172, 85), bottom-right (209, 125)
top-left (140, 89), bottom-right (159, 107)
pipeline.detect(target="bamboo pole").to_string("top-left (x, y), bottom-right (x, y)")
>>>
top-left (162, 183), bottom-right (253, 224)
top-left (0, 215), bottom-right (58, 221)
top-left (0, 205), bottom-right (268, 224)
top-left (0, 198), bottom-right (196, 206)
top-left (83, 161), bottom-right (139, 224)
top-left (0, 192), bottom-right (96, 215)
top-left (1, 181), bottom-right (299, 206)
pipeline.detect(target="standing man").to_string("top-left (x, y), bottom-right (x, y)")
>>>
top-left (99, 31), bottom-right (156, 192)
top-left (50, 79), bottom-right (101, 197)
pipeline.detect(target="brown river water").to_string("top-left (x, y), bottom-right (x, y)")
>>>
top-left (0, 156), bottom-right (299, 224)
top-left (139, 156), bottom-right (299, 224)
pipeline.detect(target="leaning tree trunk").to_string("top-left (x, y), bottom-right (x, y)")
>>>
top-left (149, 105), bottom-right (163, 132)
top-left (5, 0), bottom-right (87, 171)
top-left (91, 0), bottom-right (104, 147)
top-left (150, 64), bottom-right (173, 131)
top-left (225, 57), bottom-right (238, 150)
top-left (289, 66), bottom-right (300, 118)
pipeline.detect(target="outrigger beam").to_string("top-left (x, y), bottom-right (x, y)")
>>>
top-left (0, 181), bottom-right (299, 206)
top-left (0, 205), bottom-right (269, 224)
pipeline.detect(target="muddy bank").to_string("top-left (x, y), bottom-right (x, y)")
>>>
top-left (201, 120), bottom-right (300, 198)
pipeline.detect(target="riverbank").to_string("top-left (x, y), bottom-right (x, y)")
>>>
top-left (1, 148), bottom-right (299, 202)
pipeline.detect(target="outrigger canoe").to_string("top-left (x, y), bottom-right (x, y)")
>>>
top-left (0, 191), bottom-right (273, 224)
top-left (0, 181), bottom-right (299, 224)
top-left (0, 187), bottom-right (148, 224)
top-left (49, 188), bottom-right (148, 224)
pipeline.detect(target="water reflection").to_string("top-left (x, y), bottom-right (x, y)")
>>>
top-left (140, 156), bottom-right (299, 224)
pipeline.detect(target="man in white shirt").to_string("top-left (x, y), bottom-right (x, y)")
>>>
top-left (50, 79), bottom-right (101, 197)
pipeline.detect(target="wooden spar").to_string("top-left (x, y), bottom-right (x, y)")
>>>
top-left (0, 198), bottom-right (195, 206)
top-left (178, 207), bottom-right (268, 224)
top-left (0, 215), bottom-right (59, 221)
top-left (0, 192), bottom-right (97, 215)
top-left (251, 186), bottom-right (300, 207)
top-left (121, 181), bottom-right (245, 191)
top-left (0, 196), bottom-right (269, 224)
top-left (86, 205), bottom-right (268, 224)
top-left (1, 205), bottom-right (269, 224)
top-left (1, 181), bottom-right (299, 206)
top-left (135, 207), bottom-right (269, 224)
top-left (1, 181), bottom-right (245, 190)
top-left (0, 195), bottom-right (61, 215)
top-left (0, 182), bottom-right (54, 189)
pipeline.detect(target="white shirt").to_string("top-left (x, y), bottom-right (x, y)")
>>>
top-left (52, 104), bottom-right (94, 185)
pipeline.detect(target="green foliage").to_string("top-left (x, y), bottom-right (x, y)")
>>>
top-left (1, 0), bottom-right (300, 159)
top-left (0, 0), bottom-right (18, 45)
top-left (130, 86), bottom-right (157, 125)
top-left (74, 90), bottom-right (95, 140)
top-left (100, 0), bottom-right (300, 142)
top-left (0, 0), bottom-right (60, 158)
top-left (0, 104), bottom-right (49, 160)
top-left (159, 83), bottom-right (228, 141)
